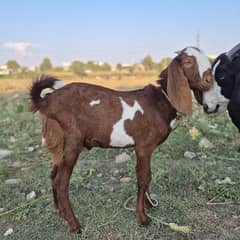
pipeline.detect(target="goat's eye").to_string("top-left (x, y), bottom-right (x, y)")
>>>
top-left (183, 61), bottom-right (192, 67)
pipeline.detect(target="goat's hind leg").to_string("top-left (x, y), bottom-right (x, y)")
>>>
top-left (41, 116), bottom-right (64, 212)
top-left (53, 135), bottom-right (83, 233)
top-left (50, 164), bottom-right (59, 211)
top-left (50, 146), bottom-right (64, 212)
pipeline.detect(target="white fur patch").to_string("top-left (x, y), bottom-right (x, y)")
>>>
top-left (41, 137), bottom-right (46, 146)
top-left (185, 47), bottom-right (211, 78)
top-left (89, 99), bottom-right (101, 106)
top-left (212, 59), bottom-right (221, 77)
top-left (53, 80), bottom-right (65, 89)
top-left (202, 59), bottom-right (229, 113)
top-left (40, 88), bottom-right (54, 98)
top-left (110, 97), bottom-right (144, 147)
top-left (40, 80), bottom-right (64, 98)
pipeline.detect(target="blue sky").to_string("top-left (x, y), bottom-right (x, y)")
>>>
top-left (1, 0), bottom-right (239, 66)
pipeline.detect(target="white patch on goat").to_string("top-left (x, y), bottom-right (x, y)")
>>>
top-left (53, 80), bottom-right (65, 89)
top-left (185, 47), bottom-right (211, 78)
top-left (211, 59), bottom-right (220, 79)
top-left (40, 88), bottom-right (54, 98)
top-left (110, 97), bottom-right (144, 147)
top-left (41, 137), bottom-right (46, 146)
top-left (202, 59), bottom-right (229, 113)
top-left (89, 99), bottom-right (101, 106)
top-left (40, 80), bottom-right (65, 98)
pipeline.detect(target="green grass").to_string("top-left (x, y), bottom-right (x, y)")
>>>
top-left (0, 93), bottom-right (240, 239)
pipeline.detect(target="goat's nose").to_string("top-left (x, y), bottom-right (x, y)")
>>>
top-left (203, 104), bottom-right (209, 112)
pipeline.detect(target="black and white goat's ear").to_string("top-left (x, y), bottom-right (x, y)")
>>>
top-left (226, 43), bottom-right (240, 61)
top-left (167, 58), bottom-right (192, 115)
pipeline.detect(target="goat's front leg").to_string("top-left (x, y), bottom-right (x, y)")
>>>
top-left (135, 146), bottom-right (154, 225)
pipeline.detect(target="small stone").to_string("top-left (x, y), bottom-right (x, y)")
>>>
top-left (5, 178), bottom-right (22, 185)
top-left (85, 183), bottom-right (92, 190)
top-left (120, 177), bottom-right (132, 183)
top-left (12, 93), bottom-right (19, 99)
top-left (0, 208), bottom-right (4, 212)
top-left (184, 151), bottom-right (197, 159)
top-left (27, 147), bottom-right (35, 152)
top-left (113, 169), bottom-right (119, 176)
top-left (0, 149), bottom-right (11, 159)
top-left (9, 136), bottom-right (16, 142)
top-left (208, 124), bottom-right (218, 129)
top-left (199, 138), bottom-right (214, 149)
top-left (97, 173), bottom-right (103, 177)
top-left (40, 189), bottom-right (46, 194)
top-left (215, 177), bottom-right (235, 185)
top-left (4, 228), bottom-right (13, 236)
top-left (21, 167), bottom-right (32, 171)
top-left (104, 185), bottom-right (115, 192)
top-left (198, 184), bottom-right (205, 191)
top-left (115, 153), bottom-right (130, 163)
top-left (11, 161), bottom-right (22, 168)
top-left (26, 191), bottom-right (36, 201)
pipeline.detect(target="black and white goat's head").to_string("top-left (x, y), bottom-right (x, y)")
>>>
top-left (203, 43), bottom-right (240, 113)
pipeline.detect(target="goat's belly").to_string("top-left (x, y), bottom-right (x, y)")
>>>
top-left (110, 127), bottom-right (135, 147)
top-left (84, 135), bottom-right (134, 148)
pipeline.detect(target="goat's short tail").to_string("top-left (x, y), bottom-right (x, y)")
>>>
top-left (30, 75), bottom-right (64, 112)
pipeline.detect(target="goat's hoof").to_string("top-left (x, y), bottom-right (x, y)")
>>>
top-left (139, 215), bottom-right (150, 226)
top-left (69, 226), bottom-right (81, 234)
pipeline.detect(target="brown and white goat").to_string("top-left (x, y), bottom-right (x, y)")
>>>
top-left (30, 47), bottom-right (212, 233)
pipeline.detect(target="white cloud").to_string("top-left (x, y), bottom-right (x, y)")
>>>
top-left (3, 42), bottom-right (36, 56)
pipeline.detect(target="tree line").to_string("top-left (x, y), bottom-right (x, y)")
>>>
top-left (4, 55), bottom-right (172, 74)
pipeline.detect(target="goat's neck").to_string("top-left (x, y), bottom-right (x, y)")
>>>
top-left (155, 79), bottom-right (177, 125)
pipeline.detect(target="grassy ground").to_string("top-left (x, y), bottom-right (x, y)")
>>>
top-left (0, 92), bottom-right (240, 240)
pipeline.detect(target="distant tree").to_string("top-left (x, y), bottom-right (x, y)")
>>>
top-left (157, 57), bottom-right (172, 71)
top-left (6, 60), bottom-right (20, 73)
top-left (116, 63), bottom-right (122, 71)
top-left (100, 63), bottom-right (111, 71)
top-left (128, 65), bottom-right (135, 74)
top-left (70, 61), bottom-right (85, 73)
top-left (86, 61), bottom-right (97, 71)
top-left (40, 58), bottom-right (53, 71)
top-left (141, 55), bottom-right (154, 71)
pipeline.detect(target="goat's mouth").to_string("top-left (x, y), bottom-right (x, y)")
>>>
top-left (204, 104), bottom-right (220, 114)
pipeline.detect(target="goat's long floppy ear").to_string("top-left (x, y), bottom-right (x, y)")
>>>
top-left (167, 59), bottom-right (192, 115)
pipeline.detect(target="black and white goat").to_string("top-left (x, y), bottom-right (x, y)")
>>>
top-left (203, 43), bottom-right (240, 130)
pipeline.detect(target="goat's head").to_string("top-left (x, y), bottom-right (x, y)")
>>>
top-left (159, 47), bottom-right (213, 115)
top-left (202, 43), bottom-right (240, 114)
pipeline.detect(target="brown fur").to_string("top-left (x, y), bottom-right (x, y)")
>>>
top-left (30, 51), bottom-right (212, 233)
top-left (166, 58), bottom-right (193, 115)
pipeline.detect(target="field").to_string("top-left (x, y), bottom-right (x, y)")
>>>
top-left (0, 76), bottom-right (240, 239)
top-left (0, 71), bottom-right (158, 93)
